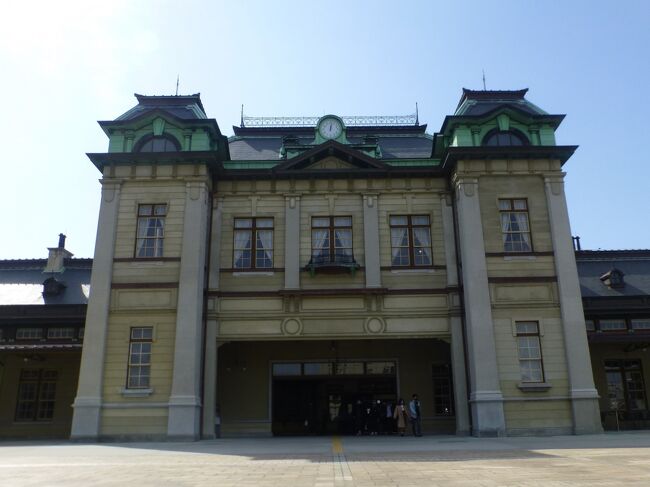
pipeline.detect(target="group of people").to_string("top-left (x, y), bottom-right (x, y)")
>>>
top-left (351, 394), bottom-right (422, 437)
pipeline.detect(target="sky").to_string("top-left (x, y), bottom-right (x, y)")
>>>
top-left (0, 0), bottom-right (648, 258)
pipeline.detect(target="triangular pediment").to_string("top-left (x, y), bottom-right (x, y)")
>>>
top-left (274, 140), bottom-right (387, 173)
top-left (306, 156), bottom-right (358, 170)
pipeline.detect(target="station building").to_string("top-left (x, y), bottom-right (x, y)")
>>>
top-left (63, 88), bottom-right (609, 440)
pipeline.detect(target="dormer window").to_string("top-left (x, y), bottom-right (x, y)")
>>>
top-left (135, 135), bottom-right (181, 152)
top-left (600, 268), bottom-right (625, 289)
top-left (482, 129), bottom-right (529, 146)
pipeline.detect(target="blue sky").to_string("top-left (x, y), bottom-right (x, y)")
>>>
top-left (1, 0), bottom-right (648, 258)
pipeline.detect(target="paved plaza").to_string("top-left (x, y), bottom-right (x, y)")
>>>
top-left (1, 432), bottom-right (650, 486)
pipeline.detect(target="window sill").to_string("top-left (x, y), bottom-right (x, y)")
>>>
top-left (389, 268), bottom-right (437, 274)
top-left (232, 271), bottom-right (274, 277)
top-left (121, 388), bottom-right (154, 397)
top-left (517, 382), bottom-right (552, 392)
top-left (503, 255), bottom-right (537, 261)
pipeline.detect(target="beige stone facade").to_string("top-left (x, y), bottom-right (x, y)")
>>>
top-left (70, 90), bottom-right (603, 440)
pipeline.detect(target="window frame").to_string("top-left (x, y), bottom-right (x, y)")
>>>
top-left (498, 198), bottom-right (533, 253)
top-left (604, 359), bottom-right (648, 414)
top-left (310, 216), bottom-right (354, 265)
top-left (14, 369), bottom-right (58, 422)
top-left (134, 203), bottom-right (167, 259)
top-left (432, 363), bottom-right (454, 416)
top-left (126, 327), bottom-right (153, 390)
top-left (389, 214), bottom-right (433, 268)
top-left (482, 129), bottom-right (529, 147)
top-left (232, 217), bottom-right (274, 270)
top-left (515, 321), bottom-right (545, 383)
top-left (133, 134), bottom-right (181, 153)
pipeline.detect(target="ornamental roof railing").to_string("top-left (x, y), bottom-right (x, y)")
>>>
top-left (241, 113), bottom-right (419, 128)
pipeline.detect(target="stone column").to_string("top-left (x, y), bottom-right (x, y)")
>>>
top-left (544, 175), bottom-right (602, 434)
top-left (208, 197), bottom-right (223, 290)
top-left (454, 177), bottom-right (505, 437)
top-left (440, 194), bottom-right (459, 287)
top-left (441, 193), bottom-right (470, 435)
top-left (167, 179), bottom-right (210, 440)
top-left (201, 319), bottom-right (218, 438)
top-left (71, 179), bottom-right (122, 440)
top-left (450, 316), bottom-right (471, 435)
top-left (362, 193), bottom-right (381, 288)
top-left (284, 194), bottom-right (301, 289)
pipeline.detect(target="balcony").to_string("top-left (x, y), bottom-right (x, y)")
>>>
top-left (305, 252), bottom-right (360, 276)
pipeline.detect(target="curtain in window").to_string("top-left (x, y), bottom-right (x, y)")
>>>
top-left (501, 213), bottom-right (531, 252)
top-left (312, 229), bottom-right (329, 260)
top-left (256, 230), bottom-right (273, 267)
top-left (136, 218), bottom-right (164, 257)
top-left (334, 229), bottom-right (352, 257)
top-left (234, 230), bottom-right (252, 267)
top-left (412, 227), bottom-right (432, 265)
top-left (391, 228), bottom-right (409, 265)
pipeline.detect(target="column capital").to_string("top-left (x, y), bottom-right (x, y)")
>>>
top-left (452, 176), bottom-right (479, 197)
top-left (362, 193), bottom-right (379, 207)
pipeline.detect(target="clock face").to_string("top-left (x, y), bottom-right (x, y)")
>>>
top-left (319, 117), bottom-right (343, 139)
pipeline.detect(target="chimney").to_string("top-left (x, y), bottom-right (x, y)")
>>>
top-left (43, 233), bottom-right (73, 273)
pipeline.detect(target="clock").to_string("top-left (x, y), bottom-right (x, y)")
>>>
top-left (318, 116), bottom-right (343, 140)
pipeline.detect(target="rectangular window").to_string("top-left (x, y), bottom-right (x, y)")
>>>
top-left (499, 199), bottom-right (532, 253)
top-left (47, 327), bottom-right (75, 339)
top-left (15, 370), bottom-right (57, 421)
top-left (233, 217), bottom-right (274, 269)
top-left (78, 327), bottom-right (85, 340)
top-left (599, 319), bottom-right (627, 331)
top-left (272, 363), bottom-right (302, 376)
top-left (389, 215), bottom-right (433, 267)
top-left (632, 319), bottom-right (650, 330)
top-left (127, 327), bottom-right (153, 389)
top-left (605, 359), bottom-right (647, 413)
top-left (432, 364), bottom-right (454, 416)
top-left (335, 362), bottom-right (364, 375)
top-left (515, 321), bottom-right (544, 382)
top-left (135, 204), bottom-right (167, 258)
top-left (311, 216), bottom-right (353, 265)
top-left (585, 320), bottom-right (596, 331)
top-left (16, 328), bottom-right (43, 340)
top-left (366, 361), bottom-right (396, 375)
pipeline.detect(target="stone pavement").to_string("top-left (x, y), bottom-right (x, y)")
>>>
top-left (2, 432), bottom-right (650, 486)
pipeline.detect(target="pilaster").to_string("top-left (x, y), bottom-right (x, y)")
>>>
top-left (208, 197), bottom-right (223, 290)
top-left (284, 194), bottom-right (301, 289)
top-left (544, 175), bottom-right (602, 434)
top-left (454, 176), bottom-right (505, 437)
top-left (71, 179), bottom-right (122, 440)
top-left (167, 179), bottom-right (210, 440)
top-left (440, 193), bottom-right (458, 287)
top-left (362, 193), bottom-right (381, 288)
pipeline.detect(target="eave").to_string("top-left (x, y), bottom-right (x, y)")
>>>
top-left (438, 108), bottom-right (565, 135)
top-left (86, 151), bottom-right (224, 173)
top-left (98, 109), bottom-right (223, 137)
top-left (441, 145), bottom-right (578, 169)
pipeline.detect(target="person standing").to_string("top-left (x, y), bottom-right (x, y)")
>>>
top-left (393, 398), bottom-right (410, 436)
top-left (409, 393), bottom-right (422, 437)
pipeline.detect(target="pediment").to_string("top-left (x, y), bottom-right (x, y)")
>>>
top-left (306, 156), bottom-right (358, 170)
top-left (274, 140), bottom-right (388, 173)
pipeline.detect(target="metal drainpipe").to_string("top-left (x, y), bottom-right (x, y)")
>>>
top-left (448, 176), bottom-right (474, 435)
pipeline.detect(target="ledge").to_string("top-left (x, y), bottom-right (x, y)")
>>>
top-left (517, 382), bottom-right (552, 392)
top-left (120, 388), bottom-right (154, 398)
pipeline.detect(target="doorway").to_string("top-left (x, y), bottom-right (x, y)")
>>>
top-left (271, 361), bottom-right (397, 436)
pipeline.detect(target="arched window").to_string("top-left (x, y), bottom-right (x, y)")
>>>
top-left (482, 129), bottom-right (529, 147)
top-left (135, 135), bottom-right (181, 152)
